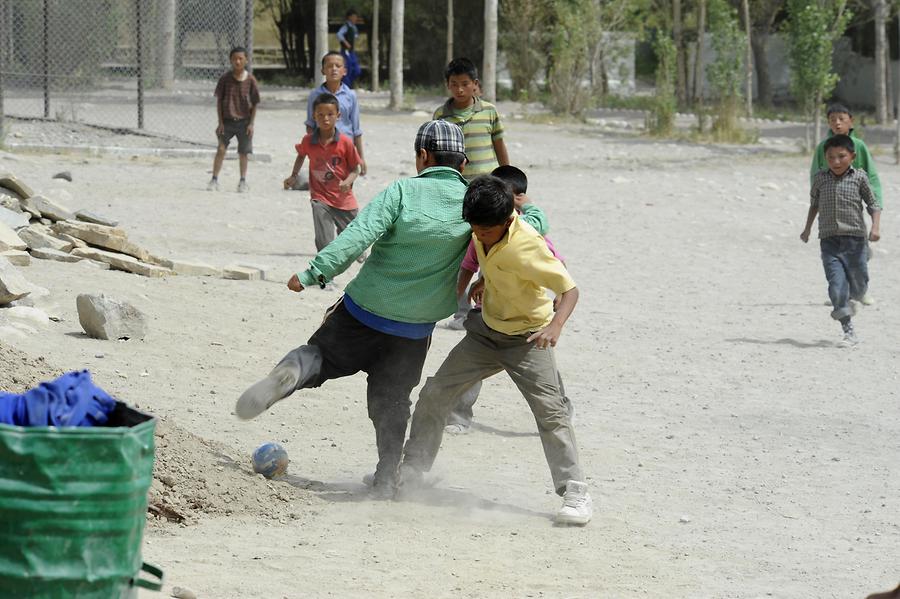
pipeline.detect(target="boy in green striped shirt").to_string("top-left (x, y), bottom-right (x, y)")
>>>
top-left (434, 57), bottom-right (509, 181)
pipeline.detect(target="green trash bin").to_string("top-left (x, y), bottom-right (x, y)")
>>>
top-left (0, 402), bottom-right (163, 598)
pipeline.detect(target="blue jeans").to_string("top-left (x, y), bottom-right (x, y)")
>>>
top-left (820, 236), bottom-right (868, 321)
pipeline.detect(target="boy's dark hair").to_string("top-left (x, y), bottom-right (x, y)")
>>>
top-left (445, 57), bottom-right (478, 82)
top-left (827, 103), bottom-right (852, 117)
top-left (313, 93), bottom-right (340, 111)
top-left (321, 51), bottom-right (345, 67)
top-left (425, 151), bottom-right (466, 170)
top-left (230, 46), bottom-right (247, 58)
top-left (346, 8), bottom-right (358, 17)
top-left (491, 165), bottom-right (527, 195)
top-left (824, 134), bottom-right (855, 154)
top-left (463, 176), bottom-right (514, 226)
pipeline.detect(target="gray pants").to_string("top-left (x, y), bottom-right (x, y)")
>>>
top-left (404, 311), bottom-right (583, 495)
top-left (312, 200), bottom-right (358, 251)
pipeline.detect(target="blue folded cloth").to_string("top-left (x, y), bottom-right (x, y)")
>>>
top-left (0, 370), bottom-right (117, 427)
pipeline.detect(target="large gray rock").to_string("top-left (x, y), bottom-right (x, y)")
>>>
top-left (0, 206), bottom-right (29, 230)
top-left (76, 294), bottom-right (147, 340)
top-left (0, 257), bottom-right (32, 305)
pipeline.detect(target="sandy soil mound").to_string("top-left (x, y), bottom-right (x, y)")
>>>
top-left (0, 343), bottom-right (308, 530)
top-left (0, 343), bottom-right (62, 393)
top-left (147, 417), bottom-right (314, 528)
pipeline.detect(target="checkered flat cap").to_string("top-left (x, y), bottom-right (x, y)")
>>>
top-left (415, 120), bottom-right (467, 158)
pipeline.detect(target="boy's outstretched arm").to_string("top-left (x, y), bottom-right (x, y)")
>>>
top-left (527, 287), bottom-right (578, 349)
top-left (800, 205), bottom-right (818, 243)
top-left (354, 136), bottom-right (367, 176)
top-left (284, 153), bottom-right (306, 189)
top-left (457, 267), bottom-right (476, 300)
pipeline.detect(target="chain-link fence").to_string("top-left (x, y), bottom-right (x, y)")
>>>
top-left (0, 0), bottom-right (254, 147)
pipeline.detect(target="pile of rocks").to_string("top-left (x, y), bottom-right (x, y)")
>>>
top-left (1, 172), bottom-right (267, 283)
top-left (0, 173), bottom-right (176, 277)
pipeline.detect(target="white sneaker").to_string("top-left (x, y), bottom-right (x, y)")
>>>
top-left (555, 480), bottom-right (593, 525)
top-left (860, 293), bottom-right (875, 306)
top-left (444, 317), bottom-right (466, 331)
top-left (237, 179), bottom-right (249, 193)
top-left (207, 178), bottom-right (219, 191)
top-left (235, 362), bottom-right (300, 420)
top-left (839, 327), bottom-right (859, 347)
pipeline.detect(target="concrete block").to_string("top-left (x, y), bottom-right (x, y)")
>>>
top-left (169, 260), bottom-right (222, 277)
top-left (223, 265), bottom-right (261, 281)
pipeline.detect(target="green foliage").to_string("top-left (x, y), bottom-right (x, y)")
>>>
top-left (784, 0), bottom-right (851, 116)
top-left (547, 0), bottom-right (601, 116)
top-left (500, 0), bottom-right (550, 97)
top-left (706, 0), bottom-right (745, 137)
top-left (647, 34), bottom-right (677, 135)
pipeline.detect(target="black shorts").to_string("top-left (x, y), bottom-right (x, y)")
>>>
top-left (218, 118), bottom-right (252, 154)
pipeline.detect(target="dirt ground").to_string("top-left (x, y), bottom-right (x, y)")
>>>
top-left (1, 106), bottom-right (898, 598)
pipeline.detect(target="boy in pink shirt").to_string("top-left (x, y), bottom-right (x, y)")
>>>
top-left (445, 165), bottom-right (570, 434)
top-left (284, 93), bottom-right (361, 253)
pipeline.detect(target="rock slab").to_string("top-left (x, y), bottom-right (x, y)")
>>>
top-left (71, 247), bottom-right (173, 277)
top-left (31, 247), bottom-right (83, 263)
top-left (0, 174), bottom-right (33, 200)
top-left (0, 206), bottom-right (29, 230)
top-left (53, 221), bottom-right (150, 261)
top-left (18, 225), bottom-right (73, 252)
top-left (76, 294), bottom-right (147, 340)
top-left (0, 257), bottom-right (32, 305)
top-left (223, 265), bottom-right (261, 281)
top-left (21, 194), bottom-right (75, 222)
top-left (0, 250), bottom-right (31, 267)
top-left (75, 210), bottom-right (119, 227)
top-left (0, 223), bottom-right (27, 251)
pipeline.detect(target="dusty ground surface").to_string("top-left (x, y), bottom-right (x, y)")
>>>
top-left (1, 104), bottom-right (898, 598)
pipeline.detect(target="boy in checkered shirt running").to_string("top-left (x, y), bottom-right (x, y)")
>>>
top-left (800, 134), bottom-right (881, 346)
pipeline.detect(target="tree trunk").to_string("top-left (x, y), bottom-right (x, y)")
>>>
top-left (751, 29), bottom-right (773, 107)
top-left (389, 0), bottom-right (404, 111)
top-left (813, 90), bottom-right (823, 149)
top-left (482, 0), bottom-right (498, 101)
top-left (446, 0), bottom-right (454, 66)
top-left (673, 0), bottom-right (686, 105)
top-left (896, 13), bottom-right (900, 163)
top-left (159, 0), bottom-right (175, 89)
top-left (742, 0), bottom-right (753, 117)
top-left (693, 0), bottom-right (706, 105)
top-left (372, 0), bottom-right (380, 91)
top-left (874, 0), bottom-right (888, 123)
top-left (315, 0), bottom-right (328, 66)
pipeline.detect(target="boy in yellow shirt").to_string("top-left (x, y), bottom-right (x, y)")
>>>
top-left (399, 175), bottom-right (591, 526)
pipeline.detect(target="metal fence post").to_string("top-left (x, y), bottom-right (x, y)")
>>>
top-left (135, 0), bottom-right (144, 129)
top-left (245, 0), bottom-right (254, 71)
top-left (42, 0), bottom-right (49, 118)
top-left (0, 0), bottom-right (5, 140)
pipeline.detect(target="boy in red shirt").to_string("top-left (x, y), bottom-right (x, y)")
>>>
top-left (285, 93), bottom-right (362, 253)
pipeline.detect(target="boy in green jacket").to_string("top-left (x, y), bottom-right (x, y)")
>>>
top-left (235, 121), bottom-right (548, 498)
